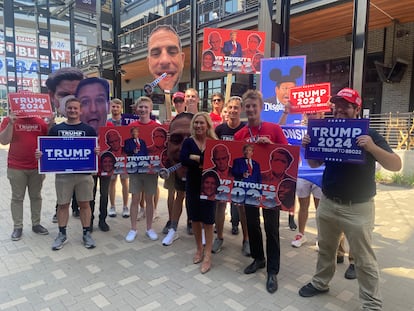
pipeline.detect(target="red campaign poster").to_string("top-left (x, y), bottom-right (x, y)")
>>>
top-left (202, 140), bottom-right (300, 212)
top-left (289, 83), bottom-right (331, 114)
top-left (8, 92), bottom-right (53, 118)
top-left (98, 124), bottom-right (169, 176)
top-left (202, 28), bottom-right (266, 74)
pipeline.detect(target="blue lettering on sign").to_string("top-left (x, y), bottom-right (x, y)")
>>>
top-left (6, 58), bottom-right (60, 74)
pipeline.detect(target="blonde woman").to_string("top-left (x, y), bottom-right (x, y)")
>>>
top-left (180, 112), bottom-right (218, 274)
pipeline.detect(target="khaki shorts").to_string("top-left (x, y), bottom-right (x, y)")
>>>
top-left (129, 173), bottom-right (158, 195)
top-left (111, 173), bottom-right (129, 181)
top-left (55, 174), bottom-right (94, 204)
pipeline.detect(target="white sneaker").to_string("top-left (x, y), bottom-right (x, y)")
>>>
top-left (315, 240), bottom-right (319, 252)
top-left (125, 230), bottom-right (137, 242)
top-left (122, 206), bottom-right (130, 218)
top-left (146, 229), bottom-right (158, 241)
top-left (162, 228), bottom-right (179, 246)
top-left (137, 208), bottom-right (145, 221)
top-left (109, 206), bottom-right (116, 217)
top-left (291, 233), bottom-right (307, 248)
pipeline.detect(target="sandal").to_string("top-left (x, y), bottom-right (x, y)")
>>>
top-left (193, 250), bottom-right (204, 264)
top-left (200, 256), bottom-right (211, 274)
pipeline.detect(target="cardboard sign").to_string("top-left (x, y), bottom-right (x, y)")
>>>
top-left (282, 125), bottom-right (324, 187)
top-left (202, 140), bottom-right (300, 211)
top-left (260, 56), bottom-right (306, 126)
top-left (98, 124), bottom-right (169, 176)
top-left (8, 92), bottom-right (52, 118)
top-left (305, 119), bottom-right (369, 163)
top-left (289, 83), bottom-right (331, 114)
top-left (38, 137), bottom-right (97, 174)
top-left (202, 28), bottom-right (266, 74)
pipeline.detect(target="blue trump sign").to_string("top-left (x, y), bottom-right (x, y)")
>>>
top-left (305, 119), bottom-right (369, 163)
top-left (282, 125), bottom-right (324, 187)
top-left (38, 137), bottom-right (97, 173)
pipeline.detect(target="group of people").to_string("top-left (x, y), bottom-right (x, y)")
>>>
top-left (1, 22), bottom-right (402, 311)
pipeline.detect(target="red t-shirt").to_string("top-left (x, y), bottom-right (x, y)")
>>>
top-left (128, 119), bottom-right (158, 127)
top-left (210, 112), bottom-right (222, 128)
top-left (1, 117), bottom-right (48, 170)
top-left (234, 121), bottom-right (287, 144)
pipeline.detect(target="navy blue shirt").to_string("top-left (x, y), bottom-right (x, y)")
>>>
top-left (322, 128), bottom-right (393, 202)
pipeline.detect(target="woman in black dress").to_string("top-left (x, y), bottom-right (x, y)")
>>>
top-left (180, 112), bottom-right (218, 274)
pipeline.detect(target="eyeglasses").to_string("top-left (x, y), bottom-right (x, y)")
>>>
top-left (169, 133), bottom-right (190, 145)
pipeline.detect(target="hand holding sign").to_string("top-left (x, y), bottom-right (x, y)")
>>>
top-left (305, 119), bottom-right (369, 163)
top-left (289, 83), bottom-right (331, 114)
top-left (8, 92), bottom-right (53, 118)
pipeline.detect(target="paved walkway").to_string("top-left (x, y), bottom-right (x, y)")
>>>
top-left (0, 146), bottom-right (413, 311)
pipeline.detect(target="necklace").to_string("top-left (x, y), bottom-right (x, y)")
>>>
top-left (248, 122), bottom-right (261, 142)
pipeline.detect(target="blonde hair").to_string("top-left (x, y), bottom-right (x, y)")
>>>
top-left (190, 112), bottom-right (218, 140)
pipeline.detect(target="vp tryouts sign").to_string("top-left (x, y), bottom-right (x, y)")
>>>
top-left (305, 119), bottom-right (369, 163)
top-left (38, 137), bottom-right (97, 173)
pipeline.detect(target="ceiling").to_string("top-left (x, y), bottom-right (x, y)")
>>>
top-left (290, 0), bottom-right (414, 45)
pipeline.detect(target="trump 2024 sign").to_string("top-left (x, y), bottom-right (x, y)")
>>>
top-left (38, 137), bottom-right (97, 174)
top-left (305, 119), bottom-right (369, 163)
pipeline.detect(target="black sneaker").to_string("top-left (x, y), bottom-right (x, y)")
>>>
top-left (345, 264), bottom-right (357, 279)
top-left (299, 283), bottom-right (329, 297)
top-left (337, 255), bottom-right (344, 264)
top-left (32, 224), bottom-right (49, 235)
top-left (11, 228), bottom-right (23, 241)
top-left (98, 220), bottom-right (110, 232)
top-left (289, 215), bottom-right (297, 231)
top-left (231, 225), bottom-right (239, 235)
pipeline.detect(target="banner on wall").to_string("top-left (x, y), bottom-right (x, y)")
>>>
top-left (202, 28), bottom-right (266, 74)
top-left (260, 56), bottom-right (307, 126)
top-left (98, 124), bottom-right (169, 176)
top-left (0, 31), bottom-right (86, 91)
top-left (202, 140), bottom-right (300, 211)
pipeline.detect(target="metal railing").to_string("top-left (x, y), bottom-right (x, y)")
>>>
top-left (368, 112), bottom-right (414, 150)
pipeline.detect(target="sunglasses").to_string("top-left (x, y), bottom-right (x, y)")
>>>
top-left (212, 98), bottom-right (222, 102)
top-left (169, 133), bottom-right (190, 145)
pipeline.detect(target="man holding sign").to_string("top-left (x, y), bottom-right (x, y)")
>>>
top-left (46, 97), bottom-right (98, 251)
top-left (1, 112), bottom-right (49, 241)
top-left (299, 88), bottom-right (401, 310)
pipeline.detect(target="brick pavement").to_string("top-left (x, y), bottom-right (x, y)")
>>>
top-left (1, 146), bottom-right (413, 311)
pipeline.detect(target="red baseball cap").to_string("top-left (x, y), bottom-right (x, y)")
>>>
top-left (330, 88), bottom-right (362, 107)
top-left (172, 92), bottom-right (185, 102)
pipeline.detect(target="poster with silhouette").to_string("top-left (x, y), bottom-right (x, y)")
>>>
top-left (202, 28), bottom-right (266, 74)
top-left (98, 124), bottom-right (168, 176)
top-left (202, 140), bottom-right (300, 211)
top-left (260, 56), bottom-right (306, 125)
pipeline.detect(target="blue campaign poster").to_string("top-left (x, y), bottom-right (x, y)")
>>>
top-left (305, 119), bottom-right (369, 163)
top-left (282, 125), bottom-right (324, 187)
top-left (260, 56), bottom-right (306, 125)
top-left (38, 137), bottom-right (98, 173)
